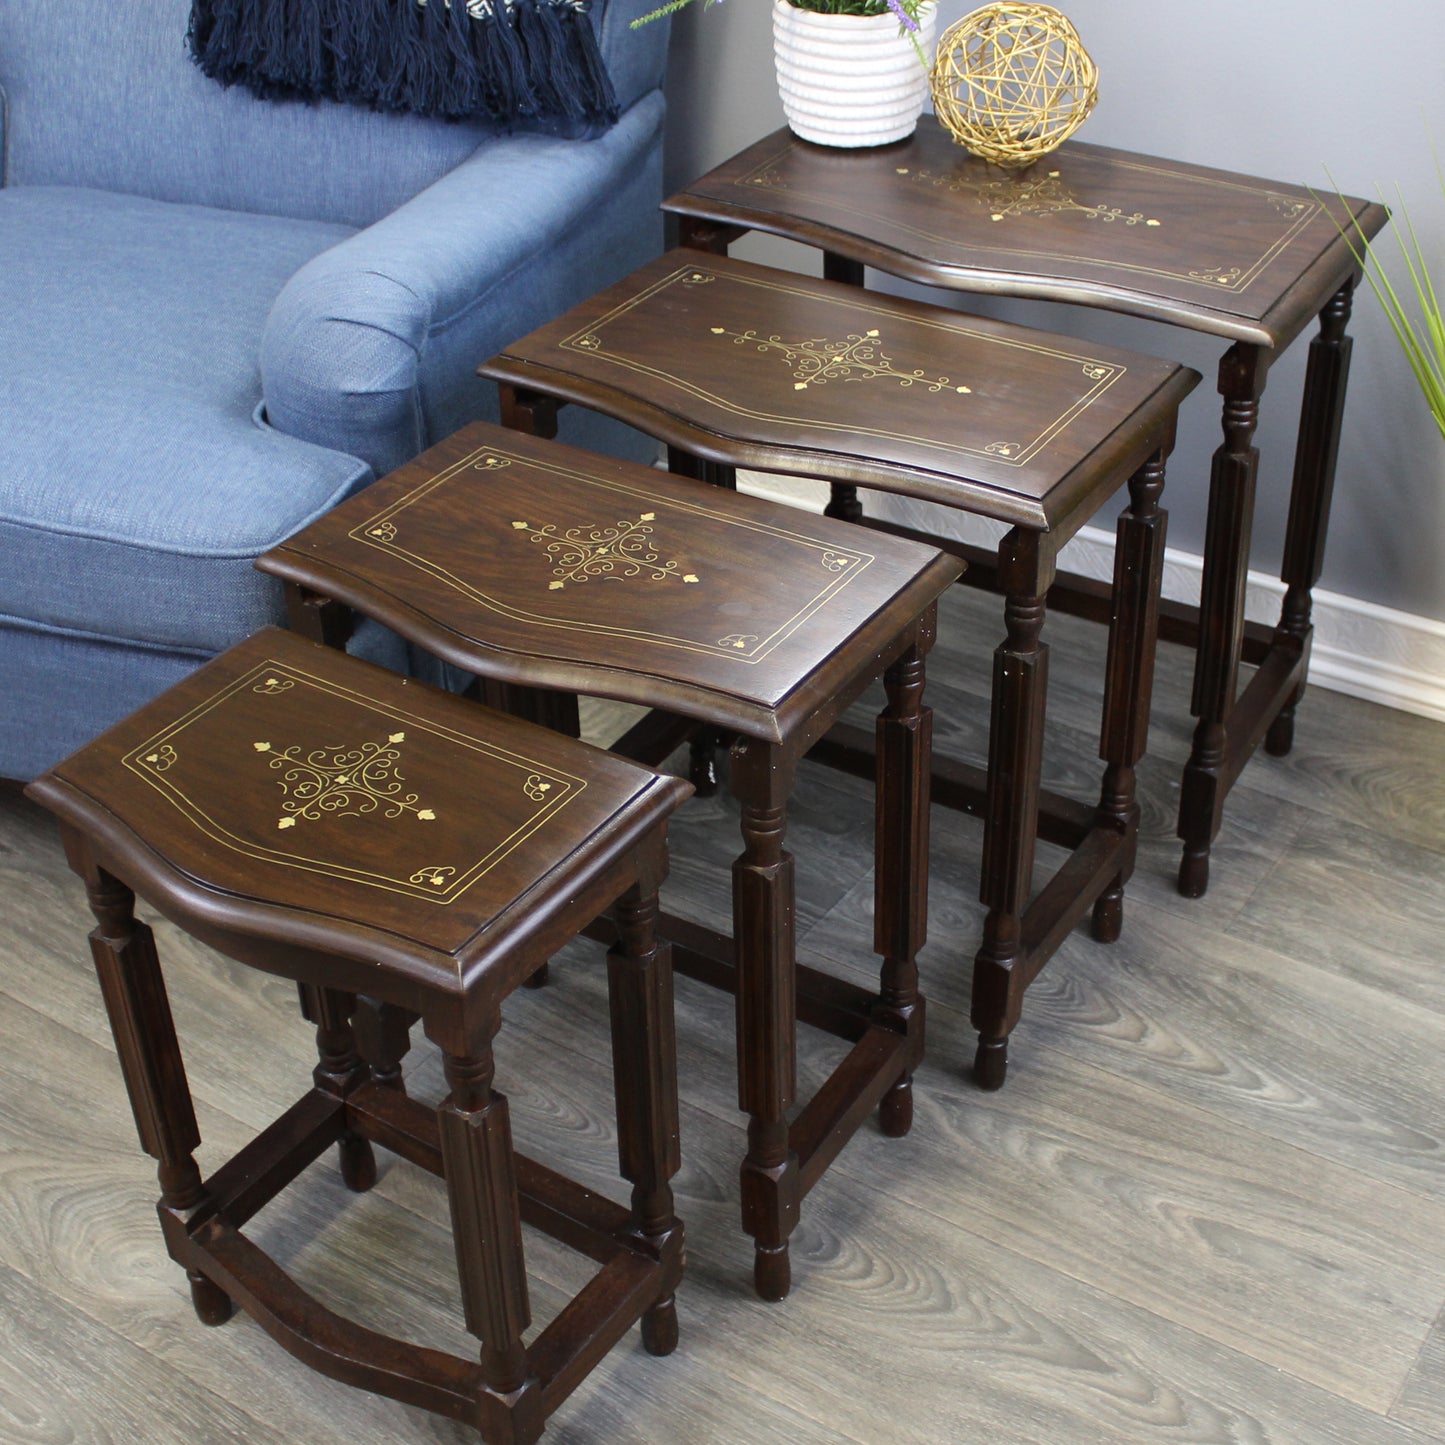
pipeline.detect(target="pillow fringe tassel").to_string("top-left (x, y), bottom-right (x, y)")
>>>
top-left (186, 0), bottom-right (620, 127)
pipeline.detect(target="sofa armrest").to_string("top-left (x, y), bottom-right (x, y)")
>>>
top-left (260, 89), bottom-right (664, 478)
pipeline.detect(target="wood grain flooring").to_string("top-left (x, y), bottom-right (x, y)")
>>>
top-left (2, 584), bottom-right (1442, 1445)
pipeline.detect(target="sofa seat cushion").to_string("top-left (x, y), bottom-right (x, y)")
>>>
top-left (0, 186), bottom-right (371, 654)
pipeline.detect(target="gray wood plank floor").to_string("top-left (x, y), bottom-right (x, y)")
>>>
top-left (3, 583), bottom-right (1442, 1445)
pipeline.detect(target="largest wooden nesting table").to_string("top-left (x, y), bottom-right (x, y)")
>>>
top-left (479, 251), bottom-right (1199, 1089)
top-left (664, 123), bottom-right (1389, 896)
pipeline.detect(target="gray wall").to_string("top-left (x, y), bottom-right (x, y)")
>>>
top-left (659, 0), bottom-right (1445, 622)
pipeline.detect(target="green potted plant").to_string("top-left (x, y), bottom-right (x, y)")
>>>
top-left (635, 0), bottom-right (937, 148)
top-left (1342, 170), bottom-right (1445, 440)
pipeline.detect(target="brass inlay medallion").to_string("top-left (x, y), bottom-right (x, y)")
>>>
top-left (719, 633), bottom-right (759, 650)
top-left (121, 658), bottom-right (586, 910)
top-left (731, 143), bottom-right (1326, 299)
top-left (350, 442), bottom-right (876, 665)
top-left (556, 266), bottom-right (1121, 469)
top-left (510, 512), bottom-right (701, 591)
top-left (897, 166), bottom-right (1161, 228)
top-left (709, 324), bottom-right (972, 395)
top-left (251, 731), bottom-right (438, 831)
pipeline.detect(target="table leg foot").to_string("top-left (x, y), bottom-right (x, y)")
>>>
top-left (878, 1073), bottom-right (914, 1138)
top-left (641, 1296), bottom-right (679, 1356)
top-left (1265, 707), bottom-right (1297, 757)
top-left (754, 1243), bottom-right (791, 1302)
top-left (973, 1037), bottom-right (1008, 1091)
top-left (338, 1134), bottom-right (378, 1193)
top-left (188, 1270), bottom-right (234, 1327)
top-left (1178, 845), bottom-right (1211, 899)
top-left (1091, 883), bottom-right (1124, 943)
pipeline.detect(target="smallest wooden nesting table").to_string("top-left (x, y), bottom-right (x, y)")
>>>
top-left (259, 421), bottom-right (963, 1300)
top-left (28, 628), bottom-right (692, 1445)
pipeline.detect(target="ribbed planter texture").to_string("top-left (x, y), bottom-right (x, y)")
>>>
top-left (772, 0), bottom-right (936, 148)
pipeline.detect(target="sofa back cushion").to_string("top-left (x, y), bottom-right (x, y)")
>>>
top-left (0, 0), bottom-right (666, 228)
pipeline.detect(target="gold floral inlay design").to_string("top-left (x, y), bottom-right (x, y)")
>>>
top-left (895, 166), bottom-right (1163, 229)
top-left (709, 325), bottom-right (972, 395)
top-left (252, 730), bottom-right (439, 831)
top-left (142, 744), bottom-right (178, 772)
top-left (510, 512), bottom-right (701, 591)
top-left (368, 521), bottom-right (398, 542)
top-left (472, 455), bottom-right (511, 471)
top-left (1189, 265), bottom-right (1245, 287)
top-left (409, 865), bottom-right (457, 889)
top-left (253, 676), bottom-right (294, 696)
top-left (523, 774), bottom-right (553, 802)
top-left (718, 633), bottom-right (759, 650)
top-left (1268, 195), bottom-right (1309, 220)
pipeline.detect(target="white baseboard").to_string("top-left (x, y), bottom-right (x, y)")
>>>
top-left (737, 472), bottom-right (1445, 725)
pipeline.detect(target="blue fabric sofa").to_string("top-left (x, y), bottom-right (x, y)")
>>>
top-left (0, 0), bottom-right (669, 780)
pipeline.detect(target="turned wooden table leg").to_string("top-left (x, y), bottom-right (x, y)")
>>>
top-left (730, 738), bottom-right (800, 1301)
top-left (298, 984), bottom-right (375, 1193)
top-left (352, 998), bottom-right (414, 1094)
top-left (666, 448), bottom-right (735, 795)
top-left (820, 253), bottom-right (868, 525)
top-left (437, 1031), bottom-right (540, 1438)
top-left (607, 881), bottom-right (683, 1355)
top-left (1178, 344), bottom-right (1266, 899)
top-left (971, 588), bottom-right (1048, 1091)
top-left (283, 582), bottom-right (352, 652)
top-left (872, 620), bottom-right (934, 1136)
top-left (1092, 448), bottom-right (1169, 943)
top-left (65, 830), bottom-right (233, 1326)
top-left (1267, 275), bottom-right (1357, 757)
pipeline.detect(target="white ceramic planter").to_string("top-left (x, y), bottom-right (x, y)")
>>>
top-left (772, 0), bottom-right (936, 149)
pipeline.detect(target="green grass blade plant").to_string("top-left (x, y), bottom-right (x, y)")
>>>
top-left (1325, 169), bottom-right (1445, 443)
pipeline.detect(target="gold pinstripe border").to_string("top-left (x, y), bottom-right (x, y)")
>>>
top-left (349, 442), bottom-right (877, 664)
top-left (559, 264), bottom-right (1124, 470)
top-left (121, 658), bottom-right (586, 915)
top-left (736, 140), bottom-right (1322, 296)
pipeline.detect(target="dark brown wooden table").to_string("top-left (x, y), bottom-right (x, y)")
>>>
top-left (27, 628), bottom-right (692, 1445)
top-left (663, 122), bottom-right (1389, 897)
top-left (477, 252), bottom-right (1199, 1092)
top-left (259, 421), bottom-right (962, 1300)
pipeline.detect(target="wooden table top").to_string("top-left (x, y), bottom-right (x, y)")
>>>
top-left (260, 424), bottom-right (964, 744)
top-left (664, 122), bottom-right (1389, 349)
top-left (482, 252), bottom-right (1199, 535)
top-left (28, 629), bottom-right (689, 993)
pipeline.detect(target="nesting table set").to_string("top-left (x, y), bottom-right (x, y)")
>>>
top-left (27, 126), bottom-right (1383, 1444)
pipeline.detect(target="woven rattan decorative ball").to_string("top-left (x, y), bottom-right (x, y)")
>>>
top-left (931, 3), bottom-right (1098, 169)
